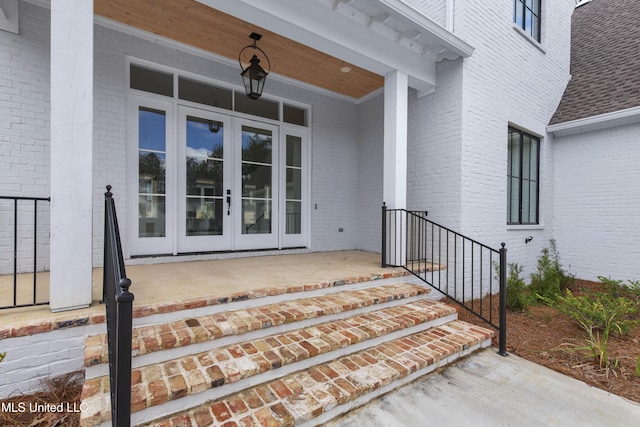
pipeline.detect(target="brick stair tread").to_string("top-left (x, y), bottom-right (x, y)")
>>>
top-left (140, 320), bottom-right (493, 427)
top-left (79, 298), bottom-right (457, 426)
top-left (84, 283), bottom-right (430, 367)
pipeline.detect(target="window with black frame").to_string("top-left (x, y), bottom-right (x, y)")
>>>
top-left (514, 0), bottom-right (541, 42)
top-left (508, 127), bottom-right (540, 225)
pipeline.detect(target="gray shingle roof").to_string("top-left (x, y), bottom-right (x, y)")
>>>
top-left (549, 0), bottom-right (640, 125)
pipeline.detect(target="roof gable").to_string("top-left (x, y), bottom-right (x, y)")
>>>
top-left (549, 0), bottom-right (640, 125)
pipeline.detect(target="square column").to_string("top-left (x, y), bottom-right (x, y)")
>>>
top-left (49, 0), bottom-right (94, 311)
top-left (383, 70), bottom-right (408, 266)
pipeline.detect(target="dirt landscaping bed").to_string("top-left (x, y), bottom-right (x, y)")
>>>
top-left (454, 279), bottom-right (640, 404)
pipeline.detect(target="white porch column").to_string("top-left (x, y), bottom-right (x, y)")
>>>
top-left (49, 0), bottom-right (93, 311)
top-left (383, 70), bottom-right (408, 209)
top-left (383, 70), bottom-right (408, 266)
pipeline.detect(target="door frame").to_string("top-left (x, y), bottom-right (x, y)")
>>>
top-left (176, 105), bottom-right (233, 253)
top-left (127, 94), bottom-right (176, 257)
top-left (232, 118), bottom-right (280, 251)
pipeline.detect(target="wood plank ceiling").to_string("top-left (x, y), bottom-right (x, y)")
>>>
top-left (95, 0), bottom-right (385, 99)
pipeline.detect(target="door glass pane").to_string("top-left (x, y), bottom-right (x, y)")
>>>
top-left (285, 134), bottom-right (302, 235)
top-left (242, 126), bottom-right (272, 235)
top-left (179, 78), bottom-right (232, 110)
top-left (139, 195), bottom-right (166, 237)
top-left (186, 197), bottom-right (223, 236)
top-left (130, 65), bottom-right (173, 97)
top-left (242, 199), bottom-right (271, 234)
top-left (286, 168), bottom-right (301, 200)
top-left (185, 116), bottom-right (225, 236)
top-left (138, 107), bottom-right (166, 238)
top-left (286, 135), bottom-right (302, 167)
top-left (242, 127), bottom-right (272, 163)
top-left (139, 152), bottom-right (166, 194)
top-left (283, 104), bottom-right (307, 126)
top-left (286, 201), bottom-right (301, 234)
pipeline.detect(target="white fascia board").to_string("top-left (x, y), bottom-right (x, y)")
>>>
top-left (376, 0), bottom-right (473, 57)
top-left (547, 106), bottom-right (640, 137)
top-left (198, 0), bottom-right (440, 90)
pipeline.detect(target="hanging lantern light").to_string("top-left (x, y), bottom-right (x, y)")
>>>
top-left (239, 32), bottom-right (270, 100)
top-left (208, 120), bottom-right (222, 133)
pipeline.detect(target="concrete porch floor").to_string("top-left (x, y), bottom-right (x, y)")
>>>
top-left (1, 250), bottom-right (407, 330)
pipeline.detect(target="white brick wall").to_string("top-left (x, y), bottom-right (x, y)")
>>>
top-left (0, 2), bottom-right (50, 275)
top-left (453, 0), bottom-right (573, 276)
top-left (356, 94), bottom-right (384, 253)
top-left (553, 123), bottom-right (640, 282)
top-left (0, 324), bottom-right (106, 399)
top-left (407, 58), bottom-right (464, 229)
top-left (402, 0), bottom-right (447, 27)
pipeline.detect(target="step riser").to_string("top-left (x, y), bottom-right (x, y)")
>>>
top-left (86, 291), bottom-right (430, 380)
top-left (303, 338), bottom-right (492, 427)
top-left (131, 276), bottom-right (414, 329)
top-left (128, 313), bottom-right (458, 426)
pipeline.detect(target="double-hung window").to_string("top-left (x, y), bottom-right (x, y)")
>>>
top-left (508, 127), bottom-right (540, 225)
top-left (514, 0), bottom-right (541, 42)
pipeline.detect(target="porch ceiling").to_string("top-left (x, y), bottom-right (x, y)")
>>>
top-left (94, 0), bottom-right (473, 101)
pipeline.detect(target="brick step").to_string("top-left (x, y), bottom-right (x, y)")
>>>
top-left (84, 282), bottom-right (430, 377)
top-left (79, 298), bottom-right (458, 426)
top-left (140, 320), bottom-right (493, 427)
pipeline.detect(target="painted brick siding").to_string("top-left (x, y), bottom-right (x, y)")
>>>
top-left (407, 58), bottom-right (463, 229)
top-left (0, 2), bottom-right (50, 275)
top-left (553, 123), bottom-right (640, 282)
top-left (0, 324), bottom-right (105, 399)
top-left (454, 0), bottom-right (573, 275)
top-left (356, 94), bottom-right (384, 253)
top-left (402, 0), bottom-right (447, 27)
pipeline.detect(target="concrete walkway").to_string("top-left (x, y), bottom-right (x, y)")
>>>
top-left (326, 348), bottom-right (640, 427)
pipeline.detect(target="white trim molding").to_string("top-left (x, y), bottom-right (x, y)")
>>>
top-left (547, 106), bottom-right (640, 137)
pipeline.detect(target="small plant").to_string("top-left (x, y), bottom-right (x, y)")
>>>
top-left (636, 355), bottom-right (640, 377)
top-left (541, 289), bottom-right (638, 368)
top-left (599, 276), bottom-right (640, 304)
top-left (530, 239), bottom-right (574, 301)
top-left (0, 352), bottom-right (5, 363)
top-left (505, 263), bottom-right (531, 312)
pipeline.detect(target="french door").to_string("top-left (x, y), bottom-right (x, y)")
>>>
top-left (130, 99), bottom-right (299, 256)
top-left (177, 106), bottom-right (232, 252)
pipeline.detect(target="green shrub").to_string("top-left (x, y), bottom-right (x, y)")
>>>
top-left (505, 263), bottom-right (531, 312)
top-left (541, 289), bottom-right (638, 368)
top-left (530, 239), bottom-right (574, 301)
top-left (0, 352), bottom-right (5, 363)
top-left (599, 276), bottom-right (640, 304)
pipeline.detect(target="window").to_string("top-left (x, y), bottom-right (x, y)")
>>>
top-left (514, 0), bottom-right (541, 42)
top-left (508, 127), bottom-right (539, 225)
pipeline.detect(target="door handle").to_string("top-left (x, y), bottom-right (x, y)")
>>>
top-left (226, 189), bottom-right (231, 215)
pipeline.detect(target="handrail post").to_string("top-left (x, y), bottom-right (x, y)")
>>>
top-left (381, 203), bottom-right (387, 267)
top-left (103, 185), bottom-right (133, 427)
top-left (115, 278), bottom-right (133, 427)
top-left (498, 243), bottom-right (508, 356)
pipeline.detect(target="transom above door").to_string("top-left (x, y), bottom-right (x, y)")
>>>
top-left (128, 97), bottom-right (309, 256)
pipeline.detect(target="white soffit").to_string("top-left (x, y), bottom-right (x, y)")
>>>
top-left (198, 0), bottom-right (474, 94)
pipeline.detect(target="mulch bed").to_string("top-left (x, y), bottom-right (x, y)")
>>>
top-left (453, 279), bottom-right (640, 404)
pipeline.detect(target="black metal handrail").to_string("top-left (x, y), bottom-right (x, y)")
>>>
top-left (103, 186), bottom-right (134, 427)
top-left (382, 204), bottom-right (507, 355)
top-left (0, 195), bottom-right (50, 309)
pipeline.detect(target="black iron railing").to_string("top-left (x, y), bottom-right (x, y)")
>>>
top-left (103, 186), bottom-right (134, 427)
top-left (0, 195), bottom-right (50, 309)
top-left (382, 204), bottom-right (507, 355)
